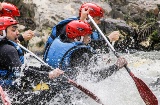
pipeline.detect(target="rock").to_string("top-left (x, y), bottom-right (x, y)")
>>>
top-left (3, 0), bottom-right (160, 52)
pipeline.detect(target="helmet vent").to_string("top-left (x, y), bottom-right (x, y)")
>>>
top-left (77, 27), bottom-right (84, 31)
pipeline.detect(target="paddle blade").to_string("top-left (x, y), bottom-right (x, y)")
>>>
top-left (130, 73), bottom-right (158, 105)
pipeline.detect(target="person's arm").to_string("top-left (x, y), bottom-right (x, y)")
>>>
top-left (1, 44), bottom-right (63, 80)
top-left (25, 66), bottom-right (64, 80)
top-left (96, 64), bottom-right (119, 81)
top-left (79, 7), bottom-right (90, 21)
top-left (69, 50), bottom-right (119, 81)
top-left (93, 57), bottom-right (127, 81)
top-left (18, 30), bottom-right (34, 42)
top-left (18, 34), bottom-right (25, 42)
top-left (107, 31), bottom-right (120, 42)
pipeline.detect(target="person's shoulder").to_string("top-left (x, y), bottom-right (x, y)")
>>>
top-left (0, 44), bottom-right (16, 52)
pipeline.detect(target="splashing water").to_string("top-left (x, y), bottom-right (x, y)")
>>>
top-left (23, 51), bottom-right (160, 105)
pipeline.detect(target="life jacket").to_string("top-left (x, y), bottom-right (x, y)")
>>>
top-left (44, 37), bottom-right (92, 70)
top-left (0, 40), bottom-right (24, 86)
top-left (8, 40), bottom-right (24, 63)
top-left (91, 30), bottom-right (102, 40)
top-left (44, 16), bottom-right (78, 54)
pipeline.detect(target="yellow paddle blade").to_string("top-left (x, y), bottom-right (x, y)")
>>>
top-left (33, 82), bottom-right (49, 91)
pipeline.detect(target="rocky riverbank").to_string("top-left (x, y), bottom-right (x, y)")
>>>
top-left (2, 0), bottom-right (160, 52)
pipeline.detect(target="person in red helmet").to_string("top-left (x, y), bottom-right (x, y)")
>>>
top-left (44, 2), bottom-right (120, 57)
top-left (0, 16), bottom-right (64, 104)
top-left (79, 2), bottom-right (120, 50)
top-left (0, 2), bottom-right (34, 45)
top-left (66, 20), bottom-right (92, 43)
top-left (79, 2), bottom-right (104, 22)
top-left (45, 20), bottom-right (127, 79)
top-left (0, 2), bottom-right (20, 17)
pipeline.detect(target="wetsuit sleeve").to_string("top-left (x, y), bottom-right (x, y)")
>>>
top-left (18, 34), bottom-right (24, 42)
top-left (93, 64), bottom-right (119, 81)
top-left (24, 66), bottom-right (50, 80)
top-left (18, 34), bottom-right (29, 48)
top-left (0, 44), bottom-right (22, 68)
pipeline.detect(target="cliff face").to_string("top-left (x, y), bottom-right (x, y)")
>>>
top-left (0, 0), bottom-right (36, 31)
top-left (1, 0), bottom-right (160, 52)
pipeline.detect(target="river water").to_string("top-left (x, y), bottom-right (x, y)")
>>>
top-left (72, 51), bottom-right (160, 105)
top-left (25, 51), bottom-right (160, 105)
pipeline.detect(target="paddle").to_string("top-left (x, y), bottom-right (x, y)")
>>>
top-left (88, 15), bottom-right (158, 105)
top-left (0, 86), bottom-right (11, 105)
top-left (18, 43), bottom-right (104, 105)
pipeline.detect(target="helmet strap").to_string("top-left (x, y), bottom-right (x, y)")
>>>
top-left (3, 30), bottom-right (6, 37)
top-left (74, 38), bottom-right (78, 42)
top-left (80, 36), bottom-right (84, 42)
top-left (74, 36), bottom-right (84, 42)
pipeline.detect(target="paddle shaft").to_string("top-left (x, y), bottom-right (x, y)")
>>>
top-left (88, 15), bottom-right (158, 105)
top-left (67, 78), bottom-right (104, 105)
top-left (18, 43), bottom-right (104, 105)
top-left (18, 43), bottom-right (46, 65)
top-left (88, 14), bottom-right (143, 73)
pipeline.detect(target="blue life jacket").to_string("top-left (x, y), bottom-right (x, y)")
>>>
top-left (91, 30), bottom-right (101, 40)
top-left (0, 40), bottom-right (24, 86)
top-left (44, 16), bottom-right (78, 52)
top-left (44, 37), bottom-right (92, 71)
top-left (8, 40), bottom-right (24, 63)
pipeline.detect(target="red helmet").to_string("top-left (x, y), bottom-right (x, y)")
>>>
top-left (0, 16), bottom-right (18, 31)
top-left (66, 20), bottom-right (92, 39)
top-left (0, 2), bottom-right (20, 17)
top-left (79, 3), bottom-right (104, 18)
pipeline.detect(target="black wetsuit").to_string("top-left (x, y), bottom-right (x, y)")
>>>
top-left (0, 40), bottom-right (21, 69)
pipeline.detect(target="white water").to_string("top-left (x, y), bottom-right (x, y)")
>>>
top-left (74, 51), bottom-right (160, 105)
top-left (25, 51), bottom-right (160, 105)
